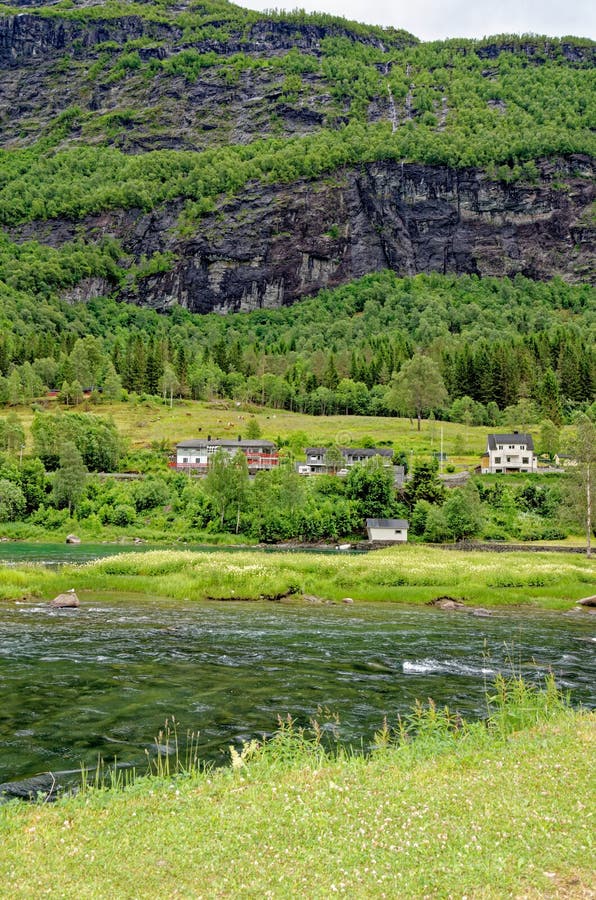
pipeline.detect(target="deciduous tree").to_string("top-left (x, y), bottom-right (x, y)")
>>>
top-left (385, 355), bottom-right (447, 431)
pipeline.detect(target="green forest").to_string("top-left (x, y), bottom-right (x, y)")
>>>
top-left (0, 272), bottom-right (593, 424)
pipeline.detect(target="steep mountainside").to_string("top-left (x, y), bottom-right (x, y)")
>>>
top-left (0, 0), bottom-right (594, 313)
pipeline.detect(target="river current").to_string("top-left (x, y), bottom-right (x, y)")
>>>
top-left (1, 590), bottom-right (594, 785)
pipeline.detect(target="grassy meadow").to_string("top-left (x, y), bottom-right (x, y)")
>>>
top-left (0, 696), bottom-right (593, 899)
top-left (15, 396), bottom-right (494, 463)
top-left (0, 546), bottom-right (593, 609)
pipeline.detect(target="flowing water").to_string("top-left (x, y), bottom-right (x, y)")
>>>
top-left (0, 591), bottom-right (594, 786)
top-left (0, 541), bottom-right (358, 568)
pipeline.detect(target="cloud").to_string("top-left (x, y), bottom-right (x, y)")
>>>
top-left (238, 0), bottom-right (595, 40)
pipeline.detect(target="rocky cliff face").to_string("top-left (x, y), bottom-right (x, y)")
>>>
top-left (40, 154), bottom-right (591, 312)
top-left (1, 4), bottom-right (594, 312)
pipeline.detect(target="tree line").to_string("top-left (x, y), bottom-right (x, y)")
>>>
top-left (0, 273), bottom-right (593, 426)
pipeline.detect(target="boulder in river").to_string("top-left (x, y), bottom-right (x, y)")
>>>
top-left (576, 595), bottom-right (596, 607)
top-left (65, 534), bottom-right (81, 544)
top-left (0, 773), bottom-right (61, 803)
top-left (428, 596), bottom-right (466, 610)
top-left (50, 590), bottom-right (80, 609)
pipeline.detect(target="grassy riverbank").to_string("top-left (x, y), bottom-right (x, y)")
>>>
top-left (0, 546), bottom-right (593, 609)
top-left (0, 692), bottom-right (594, 899)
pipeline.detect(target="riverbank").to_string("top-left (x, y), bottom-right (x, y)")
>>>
top-left (1, 699), bottom-right (593, 898)
top-left (0, 546), bottom-right (594, 609)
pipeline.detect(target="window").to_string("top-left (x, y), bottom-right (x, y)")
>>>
top-left (494, 456), bottom-right (501, 463)
top-left (394, 529), bottom-right (402, 535)
top-left (522, 457), bottom-right (529, 464)
top-left (498, 444), bottom-right (503, 450)
top-left (182, 457), bottom-right (188, 463)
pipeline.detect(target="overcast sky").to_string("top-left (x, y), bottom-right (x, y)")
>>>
top-left (238, 0), bottom-right (595, 41)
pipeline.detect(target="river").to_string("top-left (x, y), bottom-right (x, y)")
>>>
top-left (1, 585), bottom-right (594, 786)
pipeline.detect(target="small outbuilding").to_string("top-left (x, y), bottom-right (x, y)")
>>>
top-left (366, 518), bottom-right (409, 543)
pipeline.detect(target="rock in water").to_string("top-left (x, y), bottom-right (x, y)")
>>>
top-left (65, 534), bottom-right (81, 544)
top-left (50, 590), bottom-right (80, 609)
top-left (576, 595), bottom-right (596, 607)
top-left (0, 774), bottom-right (61, 803)
top-left (428, 596), bottom-right (466, 610)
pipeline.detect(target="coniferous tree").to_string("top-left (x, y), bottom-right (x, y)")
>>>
top-left (540, 368), bottom-right (563, 425)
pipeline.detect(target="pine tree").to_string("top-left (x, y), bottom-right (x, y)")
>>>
top-left (323, 354), bottom-right (339, 389)
top-left (539, 368), bottom-right (563, 425)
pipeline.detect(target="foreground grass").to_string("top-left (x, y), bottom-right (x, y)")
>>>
top-left (0, 706), bottom-right (593, 899)
top-left (0, 545), bottom-right (593, 609)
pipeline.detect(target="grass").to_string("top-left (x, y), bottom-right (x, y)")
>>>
top-left (0, 545), bottom-right (593, 608)
top-left (0, 684), bottom-right (593, 899)
top-left (14, 396), bottom-right (496, 462)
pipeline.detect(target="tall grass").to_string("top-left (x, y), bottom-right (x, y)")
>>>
top-left (0, 545), bottom-right (593, 608)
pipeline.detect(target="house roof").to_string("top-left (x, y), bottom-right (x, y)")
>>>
top-left (305, 447), bottom-right (393, 458)
top-left (487, 433), bottom-right (534, 450)
top-left (177, 439), bottom-right (276, 449)
top-left (366, 518), bottom-right (409, 529)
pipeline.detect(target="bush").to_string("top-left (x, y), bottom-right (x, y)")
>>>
top-left (99, 503), bottom-right (136, 525)
top-left (131, 477), bottom-right (170, 511)
top-left (423, 507), bottom-right (451, 543)
top-left (410, 499), bottom-right (432, 536)
top-left (0, 478), bottom-right (26, 521)
top-left (29, 504), bottom-right (70, 528)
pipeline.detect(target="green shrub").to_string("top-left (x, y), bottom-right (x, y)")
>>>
top-left (0, 478), bottom-right (26, 521)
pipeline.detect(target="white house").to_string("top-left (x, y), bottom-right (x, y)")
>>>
top-left (481, 432), bottom-right (537, 474)
top-left (366, 518), bottom-right (409, 542)
top-left (172, 438), bottom-right (278, 473)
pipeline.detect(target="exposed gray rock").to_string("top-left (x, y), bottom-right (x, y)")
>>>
top-left (18, 155), bottom-right (589, 314)
top-left (429, 596), bottom-right (466, 610)
top-left (50, 590), bottom-right (80, 608)
top-left (576, 595), bottom-right (596, 607)
top-left (65, 534), bottom-right (81, 544)
top-left (0, 773), bottom-right (61, 803)
top-left (1, 8), bottom-right (593, 311)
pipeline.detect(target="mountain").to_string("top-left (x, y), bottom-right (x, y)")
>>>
top-left (0, 0), bottom-right (594, 315)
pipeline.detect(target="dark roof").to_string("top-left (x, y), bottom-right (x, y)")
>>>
top-left (487, 433), bottom-right (534, 450)
top-left (177, 439), bottom-right (275, 449)
top-left (305, 447), bottom-right (393, 458)
top-left (366, 518), bottom-right (409, 529)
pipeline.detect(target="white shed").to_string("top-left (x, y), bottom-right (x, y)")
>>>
top-left (366, 518), bottom-right (409, 543)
